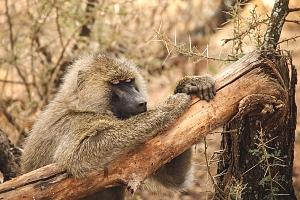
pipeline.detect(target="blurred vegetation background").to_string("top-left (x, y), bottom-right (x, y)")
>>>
top-left (0, 0), bottom-right (239, 146)
top-left (0, 0), bottom-right (299, 199)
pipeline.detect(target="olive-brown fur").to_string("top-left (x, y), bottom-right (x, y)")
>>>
top-left (21, 53), bottom-right (216, 199)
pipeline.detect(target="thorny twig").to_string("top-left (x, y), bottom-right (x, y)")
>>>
top-left (288, 7), bottom-right (300, 12)
top-left (152, 29), bottom-right (235, 63)
top-left (285, 19), bottom-right (300, 25)
top-left (277, 35), bottom-right (300, 45)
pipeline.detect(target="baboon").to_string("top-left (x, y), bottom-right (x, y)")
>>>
top-left (21, 53), bottom-right (216, 200)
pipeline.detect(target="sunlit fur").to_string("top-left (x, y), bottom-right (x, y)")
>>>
top-left (20, 53), bottom-right (215, 200)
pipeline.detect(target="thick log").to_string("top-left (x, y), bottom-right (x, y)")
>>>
top-left (0, 51), bottom-right (285, 199)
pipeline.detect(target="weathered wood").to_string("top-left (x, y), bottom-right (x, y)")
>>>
top-left (217, 51), bottom-right (297, 199)
top-left (0, 51), bottom-right (286, 199)
top-left (215, 0), bottom-right (297, 198)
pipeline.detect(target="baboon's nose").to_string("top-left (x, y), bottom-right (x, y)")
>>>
top-left (137, 100), bottom-right (147, 113)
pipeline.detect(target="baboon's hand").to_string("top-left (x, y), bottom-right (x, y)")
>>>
top-left (175, 74), bottom-right (216, 102)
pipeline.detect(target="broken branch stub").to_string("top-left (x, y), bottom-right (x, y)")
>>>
top-left (216, 50), bottom-right (296, 198)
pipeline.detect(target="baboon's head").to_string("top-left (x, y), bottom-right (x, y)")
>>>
top-left (60, 53), bottom-right (147, 119)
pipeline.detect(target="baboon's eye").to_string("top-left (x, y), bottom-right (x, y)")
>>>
top-left (125, 79), bottom-right (132, 83)
top-left (111, 80), bottom-right (120, 85)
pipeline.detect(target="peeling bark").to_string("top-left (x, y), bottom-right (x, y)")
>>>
top-left (217, 51), bottom-right (297, 199)
top-left (216, 0), bottom-right (297, 199)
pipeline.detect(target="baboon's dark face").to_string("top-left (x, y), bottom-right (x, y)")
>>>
top-left (110, 79), bottom-right (147, 119)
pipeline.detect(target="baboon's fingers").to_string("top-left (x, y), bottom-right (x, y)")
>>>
top-left (213, 85), bottom-right (216, 95)
top-left (208, 86), bottom-right (216, 99)
top-left (187, 85), bottom-right (199, 93)
top-left (202, 85), bottom-right (211, 102)
top-left (198, 87), bottom-right (204, 100)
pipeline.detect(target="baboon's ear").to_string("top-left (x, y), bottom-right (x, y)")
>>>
top-left (77, 70), bottom-right (85, 90)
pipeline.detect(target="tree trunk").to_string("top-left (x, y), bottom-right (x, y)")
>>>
top-left (217, 52), bottom-right (297, 200)
top-left (216, 0), bottom-right (297, 199)
top-left (0, 50), bottom-right (294, 199)
top-left (217, 51), bottom-right (297, 200)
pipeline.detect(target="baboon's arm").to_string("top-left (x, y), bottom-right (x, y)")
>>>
top-left (53, 93), bottom-right (191, 178)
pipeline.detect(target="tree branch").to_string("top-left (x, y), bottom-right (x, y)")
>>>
top-left (289, 7), bottom-right (300, 12)
top-left (262, 0), bottom-right (289, 51)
